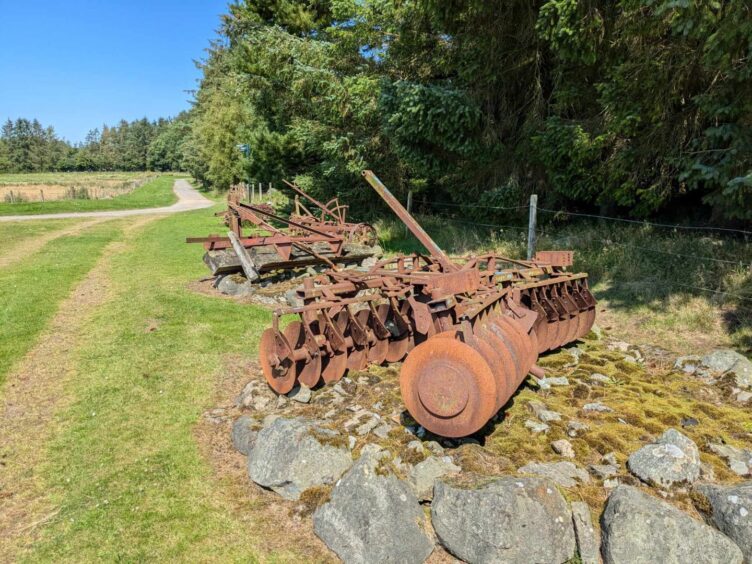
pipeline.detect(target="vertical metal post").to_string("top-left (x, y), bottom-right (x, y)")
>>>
top-left (527, 194), bottom-right (538, 260)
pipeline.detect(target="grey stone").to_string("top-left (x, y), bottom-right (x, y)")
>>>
top-left (708, 443), bottom-right (752, 477)
top-left (571, 501), bottom-right (600, 564)
top-left (313, 452), bottom-right (433, 564)
top-left (247, 417), bottom-right (352, 500)
top-left (603, 451), bottom-right (618, 466)
top-left (235, 379), bottom-right (273, 409)
top-left (589, 464), bottom-right (619, 480)
top-left (217, 274), bottom-right (253, 296)
top-left (609, 340), bottom-right (631, 353)
top-left (584, 402), bottom-right (613, 413)
top-left (681, 417), bottom-right (699, 428)
top-left (601, 485), bottom-right (743, 564)
top-left (518, 461), bottom-right (590, 488)
top-left (702, 349), bottom-right (752, 389)
top-left (627, 428), bottom-right (700, 488)
top-left (695, 482), bottom-right (752, 563)
top-left (525, 419), bottom-right (550, 433)
top-left (408, 456), bottom-right (460, 501)
top-left (552, 439), bottom-right (576, 459)
top-left (372, 422), bottom-right (392, 439)
top-left (424, 441), bottom-right (444, 456)
top-left (284, 288), bottom-right (303, 307)
top-left (231, 415), bottom-right (258, 456)
top-left (545, 376), bottom-right (570, 386)
top-left (590, 372), bottom-right (612, 384)
top-left (538, 409), bottom-right (562, 423)
top-left (432, 477), bottom-right (576, 564)
top-left (356, 416), bottom-right (381, 436)
top-left (604, 478), bottom-right (619, 489)
top-left (675, 355), bottom-right (702, 374)
top-left (287, 385), bottom-right (312, 403)
top-left (736, 390), bottom-right (752, 403)
top-left (567, 420), bottom-right (589, 437)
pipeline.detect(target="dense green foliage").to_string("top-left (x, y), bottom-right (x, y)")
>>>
top-left (185, 0), bottom-right (751, 223)
top-left (0, 114), bottom-right (190, 173)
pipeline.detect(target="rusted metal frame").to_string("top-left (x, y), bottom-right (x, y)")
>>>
top-left (186, 233), bottom-right (343, 251)
top-left (509, 272), bottom-right (587, 290)
top-left (271, 293), bottom-right (398, 331)
top-left (283, 179), bottom-right (345, 224)
top-left (231, 201), bottom-right (341, 242)
top-left (362, 170), bottom-right (458, 272)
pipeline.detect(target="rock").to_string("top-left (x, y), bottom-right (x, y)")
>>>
top-left (590, 372), bottom-right (612, 385)
top-left (545, 376), bottom-right (570, 386)
top-left (424, 441), bottom-right (444, 456)
top-left (675, 355), bottom-right (702, 375)
top-left (432, 477), bottom-right (575, 564)
top-left (708, 443), bottom-right (752, 477)
top-left (584, 402), bottom-right (613, 413)
top-left (247, 418), bottom-right (353, 500)
top-left (518, 461), bottom-right (590, 488)
top-left (287, 385), bottom-right (312, 403)
top-left (538, 409), bottom-right (562, 423)
top-left (601, 485), bottom-right (743, 564)
top-left (372, 422), bottom-right (392, 439)
top-left (231, 415), bottom-right (258, 456)
top-left (313, 452), bottom-right (433, 564)
top-left (552, 439), bottom-right (576, 459)
top-left (408, 456), bottom-right (461, 501)
top-left (627, 428), bottom-right (700, 488)
top-left (567, 420), bottom-right (589, 437)
top-left (356, 415), bottom-right (381, 436)
top-left (695, 482), bottom-right (752, 563)
top-left (736, 390), bottom-right (752, 403)
top-left (571, 501), bottom-right (600, 564)
top-left (589, 464), bottom-right (619, 480)
top-left (603, 452), bottom-right (618, 466)
top-left (217, 274), bottom-right (253, 296)
top-left (702, 349), bottom-right (752, 388)
top-left (604, 478), bottom-right (620, 489)
top-left (681, 417), bottom-right (699, 428)
top-left (284, 288), bottom-right (303, 308)
top-left (235, 379), bottom-right (273, 409)
top-left (524, 419), bottom-right (550, 433)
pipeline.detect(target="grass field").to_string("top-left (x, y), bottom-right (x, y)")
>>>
top-left (0, 195), bottom-right (749, 561)
top-left (0, 174), bottom-right (179, 215)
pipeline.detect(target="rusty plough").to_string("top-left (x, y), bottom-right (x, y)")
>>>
top-left (187, 183), bottom-right (380, 281)
top-left (259, 171), bottom-right (596, 437)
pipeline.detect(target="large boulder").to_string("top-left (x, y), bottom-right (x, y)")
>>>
top-left (431, 477), bottom-right (576, 564)
top-left (247, 417), bottom-right (352, 500)
top-left (702, 350), bottom-right (752, 388)
top-left (407, 455), bottom-right (461, 501)
top-left (518, 461), bottom-right (590, 488)
top-left (627, 428), bottom-right (700, 488)
top-left (313, 450), bottom-right (434, 564)
top-left (571, 501), bottom-right (601, 564)
top-left (231, 415), bottom-right (258, 456)
top-left (695, 482), bottom-right (752, 563)
top-left (601, 485), bottom-right (743, 564)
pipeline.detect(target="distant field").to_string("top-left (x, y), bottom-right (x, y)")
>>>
top-left (0, 174), bottom-right (180, 215)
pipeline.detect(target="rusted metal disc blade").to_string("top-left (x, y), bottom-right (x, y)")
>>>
top-left (347, 345), bottom-right (368, 371)
top-left (259, 328), bottom-right (298, 394)
top-left (564, 308), bottom-right (579, 344)
top-left (584, 307), bottom-right (596, 335)
top-left (483, 317), bottom-right (524, 383)
top-left (386, 336), bottom-right (410, 363)
top-left (322, 351), bottom-right (348, 383)
top-left (546, 318), bottom-right (561, 352)
top-left (469, 326), bottom-right (513, 410)
top-left (490, 314), bottom-right (534, 376)
top-left (285, 321), bottom-right (322, 388)
top-left (574, 309), bottom-right (588, 340)
top-left (498, 314), bottom-right (536, 369)
top-left (368, 336), bottom-right (389, 365)
top-left (401, 338), bottom-right (497, 438)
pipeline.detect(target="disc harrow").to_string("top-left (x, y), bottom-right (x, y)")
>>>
top-left (259, 171), bottom-right (596, 437)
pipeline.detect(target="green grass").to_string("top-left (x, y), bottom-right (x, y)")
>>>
top-left (0, 221), bottom-right (124, 385)
top-left (26, 207), bottom-right (277, 562)
top-left (0, 218), bottom-right (81, 258)
top-left (0, 175), bottom-right (180, 216)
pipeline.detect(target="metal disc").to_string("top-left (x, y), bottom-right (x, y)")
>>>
top-left (347, 345), bottom-right (369, 371)
top-left (489, 314), bottom-right (534, 377)
top-left (400, 337), bottom-right (497, 438)
top-left (259, 328), bottom-right (298, 394)
top-left (368, 336), bottom-right (389, 365)
top-left (386, 335), bottom-right (410, 363)
top-left (483, 316), bottom-right (524, 382)
top-left (322, 350), bottom-right (348, 383)
top-left (478, 323), bottom-right (521, 400)
top-left (469, 326), bottom-right (513, 410)
top-left (284, 321), bottom-right (322, 388)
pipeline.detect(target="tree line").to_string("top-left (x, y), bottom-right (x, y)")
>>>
top-left (0, 114), bottom-right (191, 173)
top-left (185, 0), bottom-right (751, 224)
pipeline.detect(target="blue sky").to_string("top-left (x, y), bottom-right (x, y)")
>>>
top-left (0, 0), bottom-right (229, 143)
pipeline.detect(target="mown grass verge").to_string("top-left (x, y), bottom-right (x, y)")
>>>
top-left (0, 218), bottom-right (81, 259)
top-left (0, 221), bottom-right (124, 386)
top-left (0, 175), bottom-right (180, 216)
top-left (26, 207), bottom-right (279, 562)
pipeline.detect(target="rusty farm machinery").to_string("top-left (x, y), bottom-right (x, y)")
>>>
top-left (187, 181), bottom-right (380, 283)
top-left (258, 171), bottom-right (597, 438)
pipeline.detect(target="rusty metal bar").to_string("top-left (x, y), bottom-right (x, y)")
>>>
top-left (361, 170), bottom-right (456, 272)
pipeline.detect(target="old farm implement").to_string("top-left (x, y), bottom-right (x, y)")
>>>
top-left (187, 183), bottom-right (380, 282)
top-left (259, 171), bottom-right (596, 437)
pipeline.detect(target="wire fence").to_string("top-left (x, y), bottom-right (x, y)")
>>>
top-left (407, 196), bottom-right (752, 311)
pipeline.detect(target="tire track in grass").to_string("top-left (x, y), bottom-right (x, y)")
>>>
top-left (0, 218), bottom-right (111, 270)
top-left (0, 216), bottom-right (160, 560)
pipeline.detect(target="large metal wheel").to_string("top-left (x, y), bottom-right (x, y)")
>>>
top-left (400, 337), bottom-right (497, 438)
top-left (259, 328), bottom-right (298, 394)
